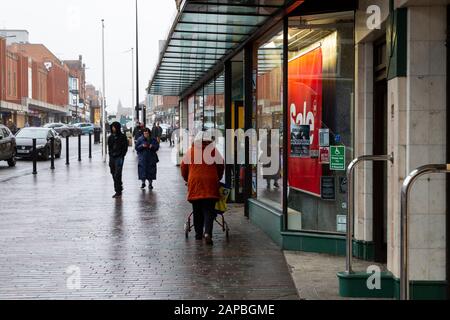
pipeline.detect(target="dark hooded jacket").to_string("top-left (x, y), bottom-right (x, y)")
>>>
top-left (108, 122), bottom-right (128, 158)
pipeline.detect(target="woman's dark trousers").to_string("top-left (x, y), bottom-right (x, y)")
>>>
top-left (192, 199), bottom-right (217, 237)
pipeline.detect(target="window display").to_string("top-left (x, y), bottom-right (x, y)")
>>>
top-left (287, 12), bottom-right (355, 233)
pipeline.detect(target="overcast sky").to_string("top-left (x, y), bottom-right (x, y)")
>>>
top-left (1, 0), bottom-right (176, 113)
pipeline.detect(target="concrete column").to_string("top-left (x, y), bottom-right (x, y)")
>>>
top-left (388, 5), bottom-right (447, 281)
top-left (354, 42), bottom-right (375, 242)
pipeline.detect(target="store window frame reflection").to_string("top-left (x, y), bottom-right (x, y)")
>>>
top-left (255, 23), bottom-right (285, 211)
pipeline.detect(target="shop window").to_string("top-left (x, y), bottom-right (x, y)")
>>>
top-left (204, 80), bottom-right (215, 130)
top-left (13, 72), bottom-right (17, 96)
top-left (215, 72), bottom-right (225, 159)
top-left (188, 95), bottom-right (195, 139)
top-left (287, 12), bottom-right (355, 233)
top-left (194, 87), bottom-right (204, 133)
top-left (256, 26), bottom-right (284, 210)
top-left (8, 70), bottom-right (11, 96)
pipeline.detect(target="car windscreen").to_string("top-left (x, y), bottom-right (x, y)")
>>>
top-left (16, 129), bottom-right (49, 139)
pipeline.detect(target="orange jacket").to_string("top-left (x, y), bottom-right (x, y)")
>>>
top-left (181, 142), bottom-right (225, 202)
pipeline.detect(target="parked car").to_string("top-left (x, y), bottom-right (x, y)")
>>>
top-left (66, 124), bottom-right (83, 137)
top-left (74, 123), bottom-right (95, 135)
top-left (43, 123), bottom-right (71, 138)
top-left (15, 127), bottom-right (62, 160)
top-left (0, 124), bottom-right (17, 167)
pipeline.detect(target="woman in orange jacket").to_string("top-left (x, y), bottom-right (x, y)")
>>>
top-left (181, 132), bottom-right (224, 245)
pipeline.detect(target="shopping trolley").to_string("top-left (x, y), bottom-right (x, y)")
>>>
top-left (184, 183), bottom-right (231, 240)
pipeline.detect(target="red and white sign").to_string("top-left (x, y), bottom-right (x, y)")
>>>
top-left (287, 47), bottom-right (323, 197)
top-left (320, 147), bottom-right (330, 164)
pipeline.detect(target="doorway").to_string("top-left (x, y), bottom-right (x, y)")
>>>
top-left (373, 38), bottom-right (388, 263)
top-left (226, 57), bottom-right (245, 203)
top-left (231, 100), bottom-right (245, 203)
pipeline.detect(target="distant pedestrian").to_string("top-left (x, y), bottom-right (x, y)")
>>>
top-left (135, 128), bottom-right (160, 190)
top-left (133, 122), bottom-right (145, 141)
top-left (181, 132), bottom-right (224, 246)
top-left (7, 120), bottom-right (17, 134)
top-left (260, 127), bottom-right (280, 190)
top-left (151, 123), bottom-right (161, 142)
top-left (167, 126), bottom-right (174, 147)
top-left (108, 122), bottom-right (129, 199)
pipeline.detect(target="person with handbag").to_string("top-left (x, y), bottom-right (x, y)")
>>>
top-left (180, 131), bottom-right (224, 246)
top-left (135, 128), bottom-right (160, 190)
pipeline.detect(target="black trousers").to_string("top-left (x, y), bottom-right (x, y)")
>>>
top-left (109, 157), bottom-right (124, 194)
top-left (192, 199), bottom-right (217, 237)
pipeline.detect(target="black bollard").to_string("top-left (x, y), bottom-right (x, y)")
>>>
top-left (89, 133), bottom-right (92, 159)
top-left (32, 138), bottom-right (37, 175)
top-left (78, 134), bottom-right (82, 162)
top-left (66, 135), bottom-right (70, 166)
top-left (50, 137), bottom-right (55, 170)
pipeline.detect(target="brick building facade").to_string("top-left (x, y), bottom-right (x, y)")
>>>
top-left (1, 36), bottom-right (97, 128)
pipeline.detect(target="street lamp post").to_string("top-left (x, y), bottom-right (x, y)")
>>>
top-left (131, 47), bottom-right (135, 121)
top-left (101, 19), bottom-right (107, 163)
top-left (135, 0), bottom-right (143, 127)
top-left (75, 91), bottom-right (79, 123)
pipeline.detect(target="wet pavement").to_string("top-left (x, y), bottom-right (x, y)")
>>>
top-left (285, 252), bottom-right (389, 300)
top-left (0, 141), bottom-right (298, 300)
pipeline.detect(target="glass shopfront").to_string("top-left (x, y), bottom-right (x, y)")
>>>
top-left (186, 72), bottom-right (226, 158)
top-left (286, 12), bottom-right (355, 233)
top-left (188, 95), bottom-right (195, 140)
top-left (180, 9), bottom-right (355, 231)
top-left (215, 72), bottom-right (225, 159)
top-left (253, 11), bottom-right (355, 234)
top-left (204, 79), bottom-right (215, 131)
top-left (255, 25), bottom-right (284, 210)
top-left (194, 87), bottom-right (204, 134)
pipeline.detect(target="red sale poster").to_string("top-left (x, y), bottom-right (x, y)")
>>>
top-left (288, 47), bottom-right (323, 196)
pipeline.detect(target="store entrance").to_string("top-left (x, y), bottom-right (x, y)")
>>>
top-left (373, 38), bottom-right (388, 263)
top-left (231, 100), bottom-right (245, 203)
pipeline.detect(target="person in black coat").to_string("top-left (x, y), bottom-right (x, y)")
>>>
top-left (108, 122), bottom-right (129, 198)
top-left (167, 126), bottom-right (174, 147)
top-left (135, 128), bottom-right (160, 190)
top-left (133, 122), bottom-right (145, 142)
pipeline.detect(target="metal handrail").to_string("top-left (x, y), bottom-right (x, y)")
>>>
top-left (400, 164), bottom-right (450, 300)
top-left (346, 153), bottom-right (394, 274)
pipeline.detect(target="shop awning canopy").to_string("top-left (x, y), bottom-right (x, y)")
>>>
top-left (148, 0), bottom-right (299, 97)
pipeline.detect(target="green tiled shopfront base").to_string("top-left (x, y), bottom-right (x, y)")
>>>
top-left (248, 200), bottom-right (370, 257)
top-left (337, 272), bottom-right (447, 300)
top-left (249, 199), bottom-right (447, 300)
